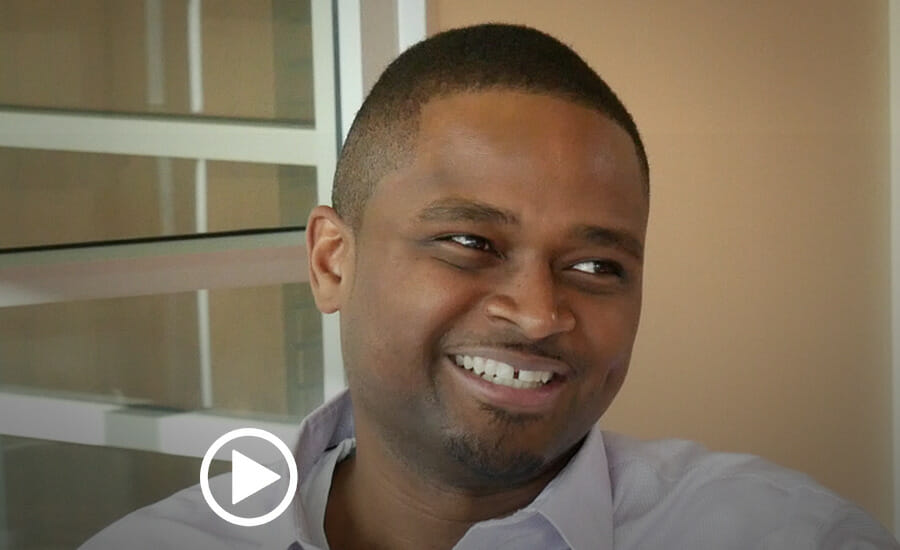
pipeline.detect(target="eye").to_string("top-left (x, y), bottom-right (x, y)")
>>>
top-left (441, 234), bottom-right (497, 254)
top-left (570, 259), bottom-right (624, 278)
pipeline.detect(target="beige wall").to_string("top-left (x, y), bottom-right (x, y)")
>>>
top-left (429, 0), bottom-right (893, 527)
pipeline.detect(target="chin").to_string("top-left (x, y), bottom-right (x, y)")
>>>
top-left (442, 430), bottom-right (548, 489)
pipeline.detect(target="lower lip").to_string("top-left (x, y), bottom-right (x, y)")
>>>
top-left (444, 356), bottom-right (566, 414)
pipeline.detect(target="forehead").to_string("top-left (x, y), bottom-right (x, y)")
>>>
top-left (420, 91), bottom-right (639, 170)
top-left (369, 90), bottom-right (647, 231)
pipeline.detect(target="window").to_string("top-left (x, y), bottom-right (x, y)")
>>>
top-left (0, 1), bottom-right (425, 546)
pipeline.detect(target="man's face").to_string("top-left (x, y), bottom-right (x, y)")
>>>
top-left (328, 90), bottom-right (647, 488)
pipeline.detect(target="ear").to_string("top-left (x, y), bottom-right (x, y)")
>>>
top-left (306, 205), bottom-right (353, 313)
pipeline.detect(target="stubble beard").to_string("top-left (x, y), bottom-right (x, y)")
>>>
top-left (440, 403), bottom-right (548, 489)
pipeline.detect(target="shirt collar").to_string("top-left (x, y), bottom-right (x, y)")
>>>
top-left (293, 389), bottom-right (355, 478)
top-left (528, 426), bottom-right (615, 550)
top-left (290, 390), bottom-right (614, 550)
top-left (289, 389), bottom-right (355, 542)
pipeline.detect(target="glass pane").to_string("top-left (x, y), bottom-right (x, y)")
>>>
top-left (0, 148), bottom-right (317, 249)
top-left (0, 0), bottom-right (314, 123)
top-left (0, 434), bottom-right (229, 549)
top-left (0, 283), bottom-right (324, 418)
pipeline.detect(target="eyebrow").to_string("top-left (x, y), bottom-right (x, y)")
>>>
top-left (416, 197), bottom-right (644, 261)
top-left (572, 225), bottom-right (644, 261)
top-left (416, 198), bottom-right (519, 225)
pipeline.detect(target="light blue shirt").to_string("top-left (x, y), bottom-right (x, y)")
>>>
top-left (83, 390), bottom-right (899, 549)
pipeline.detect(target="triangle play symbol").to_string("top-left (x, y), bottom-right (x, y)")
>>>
top-left (231, 450), bottom-right (282, 505)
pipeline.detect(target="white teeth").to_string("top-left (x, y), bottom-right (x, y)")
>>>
top-left (518, 370), bottom-right (539, 382)
top-left (495, 362), bottom-right (515, 380)
top-left (471, 358), bottom-right (484, 375)
top-left (480, 358), bottom-right (494, 376)
top-left (452, 355), bottom-right (554, 389)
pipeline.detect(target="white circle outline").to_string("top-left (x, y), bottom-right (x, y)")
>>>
top-left (200, 427), bottom-right (298, 527)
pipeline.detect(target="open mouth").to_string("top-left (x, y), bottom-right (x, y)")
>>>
top-left (452, 354), bottom-right (555, 390)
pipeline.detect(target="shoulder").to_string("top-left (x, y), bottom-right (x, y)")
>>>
top-left (79, 483), bottom-right (234, 550)
top-left (78, 473), bottom-right (294, 550)
top-left (600, 431), bottom-right (898, 549)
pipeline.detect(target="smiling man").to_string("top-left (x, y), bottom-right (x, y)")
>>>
top-left (311, 85), bottom-right (645, 549)
top-left (298, 24), bottom-right (897, 550)
top-left (82, 23), bottom-right (898, 550)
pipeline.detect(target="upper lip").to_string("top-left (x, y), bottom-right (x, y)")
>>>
top-left (446, 347), bottom-right (573, 378)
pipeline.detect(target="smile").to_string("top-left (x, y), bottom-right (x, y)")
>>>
top-left (453, 354), bottom-right (554, 389)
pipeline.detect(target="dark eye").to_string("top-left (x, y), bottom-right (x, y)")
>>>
top-left (570, 259), bottom-right (624, 278)
top-left (443, 234), bottom-right (496, 253)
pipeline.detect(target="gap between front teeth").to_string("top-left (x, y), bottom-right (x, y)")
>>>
top-left (453, 355), bottom-right (553, 389)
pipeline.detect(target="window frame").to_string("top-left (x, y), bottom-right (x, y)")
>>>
top-left (0, 0), bottom-right (427, 458)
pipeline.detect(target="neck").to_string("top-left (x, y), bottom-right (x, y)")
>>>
top-left (324, 428), bottom-right (571, 550)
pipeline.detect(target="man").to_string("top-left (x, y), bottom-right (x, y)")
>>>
top-left (83, 24), bottom-right (898, 550)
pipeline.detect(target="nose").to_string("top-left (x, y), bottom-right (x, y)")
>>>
top-left (483, 262), bottom-right (575, 340)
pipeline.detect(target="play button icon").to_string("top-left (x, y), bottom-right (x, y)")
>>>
top-left (200, 428), bottom-right (298, 527)
top-left (231, 450), bottom-right (281, 505)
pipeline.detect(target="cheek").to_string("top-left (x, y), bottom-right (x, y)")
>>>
top-left (344, 252), bottom-right (474, 379)
top-left (577, 294), bottom-right (641, 352)
top-left (572, 299), bottom-right (640, 401)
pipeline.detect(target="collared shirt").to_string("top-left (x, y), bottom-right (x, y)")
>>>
top-left (82, 390), bottom-right (899, 549)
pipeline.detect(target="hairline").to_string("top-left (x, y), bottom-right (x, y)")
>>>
top-left (344, 85), bottom-right (649, 233)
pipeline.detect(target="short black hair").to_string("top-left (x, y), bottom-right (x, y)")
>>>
top-left (332, 23), bottom-right (648, 230)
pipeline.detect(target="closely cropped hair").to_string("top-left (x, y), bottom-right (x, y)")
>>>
top-left (332, 23), bottom-right (649, 230)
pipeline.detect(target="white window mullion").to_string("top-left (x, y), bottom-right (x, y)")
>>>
top-left (396, 0), bottom-right (426, 52)
top-left (311, 0), bottom-right (346, 400)
top-left (0, 389), bottom-right (299, 460)
top-left (336, 0), bottom-right (364, 142)
top-left (0, 111), bottom-right (322, 166)
top-left (0, 231), bottom-right (307, 308)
